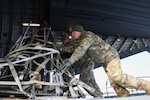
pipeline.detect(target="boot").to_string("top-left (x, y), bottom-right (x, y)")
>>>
top-left (144, 82), bottom-right (150, 95)
top-left (113, 84), bottom-right (131, 97)
top-left (110, 80), bottom-right (131, 97)
top-left (116, 87), bottom-right (131, 97)
top-left (138, 79), bottom-right (150, 95)
top-left (115, 74), bottom-right (150, 95)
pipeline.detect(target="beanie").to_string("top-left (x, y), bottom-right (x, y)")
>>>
top-left (72, 25), bottom-right (85, 33)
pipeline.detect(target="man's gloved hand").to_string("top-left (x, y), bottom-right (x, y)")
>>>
top-left (59, 59), bottom-right (72, 71)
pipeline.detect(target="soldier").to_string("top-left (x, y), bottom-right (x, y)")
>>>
top-left (60, 33), bottom-right (103, 97)
top-left (59, 25), bottom-right (150, 97)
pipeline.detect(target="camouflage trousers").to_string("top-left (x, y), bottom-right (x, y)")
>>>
top-left (105, 58), bottom-right (150, 97)
top-left (79, 60), bottom-right (103, 97)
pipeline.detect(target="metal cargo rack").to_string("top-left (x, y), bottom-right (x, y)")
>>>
top-left (0, 23), bottom-right (98, 99)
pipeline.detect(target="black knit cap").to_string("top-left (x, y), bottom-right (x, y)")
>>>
top-left (72, 25), bottom-right (85, 33)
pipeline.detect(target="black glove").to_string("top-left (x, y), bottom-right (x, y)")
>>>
top-left (59, 59), bottom-right (72, 71)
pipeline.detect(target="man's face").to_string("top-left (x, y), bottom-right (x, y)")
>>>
top-left (72, 31), bottom-right (81, 39)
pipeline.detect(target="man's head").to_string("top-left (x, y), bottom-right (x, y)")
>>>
top-left (71, 25), bottom-right (85, 39)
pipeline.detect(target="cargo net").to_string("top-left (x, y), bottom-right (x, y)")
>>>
top-left (0, 24), bottom-right (97, 99)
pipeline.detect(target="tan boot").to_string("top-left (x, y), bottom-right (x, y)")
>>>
top-left (115, 87), bottom-right (131, 97)
top-left (140, 80), bottom-right (150, 95)
top-left (111, 81), bottom-right (131, 97)
top-left (120, 74), bottom-right (150, 95)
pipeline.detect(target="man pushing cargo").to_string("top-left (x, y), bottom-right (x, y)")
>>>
top-left (59, 25), bottom-right (150, 97)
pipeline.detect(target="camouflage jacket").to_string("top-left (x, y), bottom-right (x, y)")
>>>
top-left (60, 39), bottom-right (79, 53)
top-left (60, 39), bottom-right (91, 65)
top-left (69, 31), bottom-right (119, 66)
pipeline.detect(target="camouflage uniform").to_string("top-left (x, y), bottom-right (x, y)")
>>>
top-left (60, 38), bottom-right (103, 97)
top-left (67, 30), bottom-right (150, 97)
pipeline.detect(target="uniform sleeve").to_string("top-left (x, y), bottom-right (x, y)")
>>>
top-left (69, 37), bottom-right (94, 64)
top-left (60, 44), bottom-right (75, 53)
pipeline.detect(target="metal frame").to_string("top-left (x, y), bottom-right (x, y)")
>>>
top-left (0, 23), bottom-right (98, 99)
